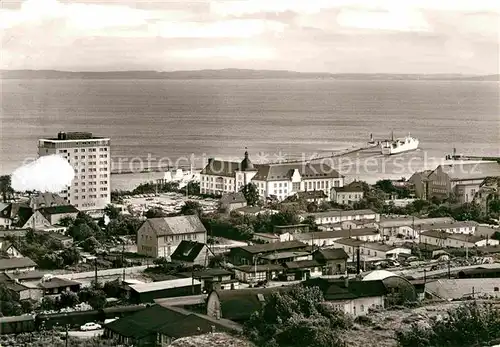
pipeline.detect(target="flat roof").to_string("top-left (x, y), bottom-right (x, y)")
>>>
top-left (129, 278), bottom-right (201, 293)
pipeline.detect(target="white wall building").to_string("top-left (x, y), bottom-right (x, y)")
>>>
top-left (300, 209), bottom-right (379, 226)
top-left (199, 151), bottom-right (344, 201)
top-left (38, 132), bottom-right (111, 213)
top-left (420, 230), bottom-right (499, 248)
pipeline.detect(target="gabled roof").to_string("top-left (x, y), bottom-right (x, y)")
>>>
top-left (220, 192), bottom-right (246, 205)
top-left (284, 260), bottom-right (320, 270)
top-left (313, 248), bottom-right (349, 261)
top-left (332, 186), bottom-right (364, 193)
top-left (296, 191), bottom-right (328, 199)
top-left (14, 206), bottom-right (34, 227)
top-left (303, 278), bottom-right (388, 301)
top-left (145, 215), bottom-right (207, 237)
top-left (201, 160), bottom-right (242, 177)
top-left (129, 278), bottom-right (201, 293)
top-left (29, 193), bottom-right (69, 209)
top-left (293, 228), bottom-right (379, 241)
top-left (154, 313), bottom-right (240, 338)
top-left (425, 279), bottom-right (500, 300)
top-left (0, 203), bottom-right (12, 218)
top-left (252, 163), bottom-right (342, 182)
top-left (301, 209), bottom-right (377, 219)
top-left (38, 277), bottom-right (81, 289)
top-left (0, 257), bottom-right (37, 271)
top-left (171, 241), bottom-right (207, 263)
top-left (235, 240), bottom-right (307, 255)
top-left (38, 205), bottom-right (79, 218)
top-left (421, 230), bottom-right (485, 243)
top-left (105, 304), bottom-right (187, 338)
top-left (210, 286), bottom-right (293, 321)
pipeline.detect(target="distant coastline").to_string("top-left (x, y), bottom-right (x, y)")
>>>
top-left (0, 69), bottom-right (498, 81)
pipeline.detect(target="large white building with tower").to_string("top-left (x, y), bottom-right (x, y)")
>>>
top-left (38, 132), bottom-right (111, 214)
top-left (199, 150), bottom-right (344, 201)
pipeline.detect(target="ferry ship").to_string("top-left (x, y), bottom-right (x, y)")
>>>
top-left (380, 132), bottom-right (419, 155)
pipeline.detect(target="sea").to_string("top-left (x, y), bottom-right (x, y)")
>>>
top-left (1, 79), bottom-right (498, 191)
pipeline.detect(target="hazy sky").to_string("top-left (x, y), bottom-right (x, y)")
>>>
top-left (1, 0), bottom-right (499, 73)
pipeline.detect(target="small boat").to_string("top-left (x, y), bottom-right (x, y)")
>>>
top-left (380, 132), bottom-right (419, 155)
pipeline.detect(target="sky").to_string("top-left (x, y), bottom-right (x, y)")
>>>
top-left (0, 0), bottom-right (499, 73)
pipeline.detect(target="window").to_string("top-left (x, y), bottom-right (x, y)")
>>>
top-left (360, 304), bottom-right (365, 312)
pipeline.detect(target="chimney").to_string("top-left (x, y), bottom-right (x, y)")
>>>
top-left (210, 325), bottom-right (216, 334)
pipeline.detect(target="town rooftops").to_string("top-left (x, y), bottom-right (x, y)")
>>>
top-left (38, 205), bottom-right (79, 217)
top-left (251, 162), bottom-right (342, 182)
top-left (253, 232), bottom-right (279, 240)
top-left (43, 132), bottom-right (106, 141)
top-left (154, 312), bottom-right (241, 338)
top-left (129, 278), bottom-right (202, 293)
top-left (220, 192), bottom-right (246, 205)
top-left (38, 277), bottom-right (81, 289)
top-left (170, 241), bottom-right (207, 263)
top-left (201, 160), bottom-right (243, 177)
top-left (420, 220), bottom-right (477, 230)
top-left (28, 193), bottom-right (68, 209)
top-left (145, 215), bottom-right (207, 237)
top-left (234, 264), bottom-right (284, 273)
top-left (421, 230), bottom-right (485, 243)
top-left (301, 209), bottom-right (377, 219)
top-left (260, 251), bottom-right (310, 261)
top-left (437, 161), bottom-right (500, 181)
top-left (293, 228), bottom-right (379, 241)
top-left (284, 260), bottom-right (321, 270)
top-left (233, 206), bottom-right (267, 215)
top-left (303, 278), bottom-right (388, 300)
top-left (235, 240), bottom-right (307, 255)
top-left (378, 216), bottom-right (455, 228)
top-left (331, 186), bottom-right (364, 193)
top-left (0, 257), bottom-right (37, 271)
top-left (334, 238), bottom-right (404, 252)
top-left (5, 270), bottom-right (45, 282)
top-left (177, 268), bottom-right (233, 279)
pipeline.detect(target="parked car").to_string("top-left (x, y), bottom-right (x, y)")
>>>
top-left (80, 322), bottom-right (102, 331)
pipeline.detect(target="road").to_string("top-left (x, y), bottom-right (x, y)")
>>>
top-left (391, 262), bottom-right (500, 279)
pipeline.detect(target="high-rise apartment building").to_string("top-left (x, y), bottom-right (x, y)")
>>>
top-left (38, 132), bottom-right (111, 213)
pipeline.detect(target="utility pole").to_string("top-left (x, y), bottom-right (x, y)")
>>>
top-left (94, 258), bottom-right (98, 288)
top-left (65, 322), bottom-right (69, 347)
top-left (122, 242), bottom-right (126, 282)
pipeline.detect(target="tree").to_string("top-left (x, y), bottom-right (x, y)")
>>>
top-left (488, 198), bottom-right (500, 214)
top-left (303, 216), bottom-right (318, 232)
top-left (40, 296), bottom-right (56, 312)
top-left (240, 183), bottom-right (260, 207)
top-left (0, 175), bottom-right (14, 203)
top-left (0, 283), bottom-right (23, 317)
top-left (78, 288), bottom-right (106, 310)
top-left (58, 216), bottom-right (75, 228)
top-left (185, 181), bottom-right (201, 196)
top-left (58, 291), bottom-right (79, 309)
top-left (68, 223), bottom-right (94, 242)
top-left (306, 202), bottom-right (318, 213)
top-left (106, 215), bottom-right (143, 236)
top-left (145, 207), bottom-right (167, 218)
top-left (61, 247), bottom-right (81, 266)
top-left (180, 200), bottom-right (202, 216)
top-left (103, 280), bottom-right (122, 298)
top-left (244, 285), bottom-right (351, 347)
top-left (39, 253), bottom-right (64, 269)
top-left (104, 204), bottom-right (121, 220)
top-left (82, 236), bottom-right (100, 253)
top-left (271, 208), bottom-right (300, 226)
top-left (318, 201), bottom-right (331, 212)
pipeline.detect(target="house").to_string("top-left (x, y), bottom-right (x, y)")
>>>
top-left (4, 270), bottom-right (45, 283)
top-left (43, 232), bottom-right (74, 248)
top-left (28, 192), bottom-right (69, 210)
top-left (475, 177), bottom-right (499, 211)
top-left (273, 224), bottom-right (309, 235)
top-left (312, 248), bottom-right (349, 275)
top-left (408, 170), bottom-right (432, 200)
top-left (200, 150), bottom-right (344, 201)
top-left (253, 233), bottom-right (280, 243)
top-left (0, 257), bottom-right (37, 273)
top-left (292, 228), bottom-right (381, 247)
top-left (420, 230), bottom-right (499, 248)
top-left (0, 203), bottom-right (12, 229)
top-left (104, 304), bottom-right (241, 347)
top-left (177, 268), bottom-right (238, 292)
top-left (38, 277), bottom-right (81, 296)
top-left (137, 215), bottom-right (207, 258)
top-left (303, 278), bottom-right (387, 317)
top-left (296, 190), bottom-right (328, 203)
top-left (37, 205), bottom-right (79, 226)
top-left (282, 260), bottom-right (323, 280)
top-left (232, 206), bottom-right (277, 216)
top-left (8, 203), bottom-right (33, 229)
top-left (427, 161), bottom-right (500, 202)
top-left (377, 216), bottom-right (455, 239)
top-left (0, 273), bottom-right (43, 302)
top-left (206, 286), bottom-right (293, 322)
top-left (341, 219), bottom-right (377, 230)
top-left (300, 209), bottom-right (379, 227)
top-left (128, 278), bottom-right (202, 304)
top-left (333, 238), bottom-right (411, 261)
top-left (425, 278), bottom-right (500, 300)
top-left (0, 241), bottom-right (23, 258)
top-left (362, 270), bottom-right (418, 302)
top-left (419, 221), bottom-right (477, 235)
top-left (228, 240), bottom-right (308, 266)
top-left (233, 264), bottom-right (284, 283)
top-left (219, 192), bottom-right (247, 213)
top-left (330, 186), bottom-right (364, 205)
top-left (170, 241), bottom-right (210, 267)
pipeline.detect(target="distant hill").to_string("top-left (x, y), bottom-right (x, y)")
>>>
top-left (0, 69), bottom-right (496, 81)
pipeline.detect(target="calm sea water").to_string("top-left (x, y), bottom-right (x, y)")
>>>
top-left (1, 79), bottom-right (498, 190)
